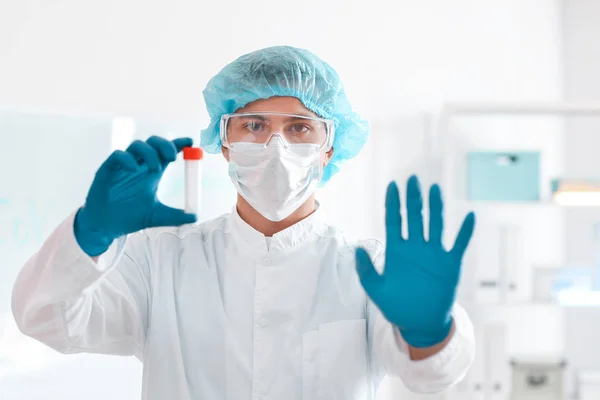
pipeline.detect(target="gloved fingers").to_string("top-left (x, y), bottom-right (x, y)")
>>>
top-left (450, 212), bottom-right (476, 261)
top-left (355, 248), bottom-right (385, 303)
top-left (150, 203), bottom-right (198, 227)
top-left (428, 184), bottom-right (444, 245)
top-left (406, 175), bottom-right (424, 241)
top-left (97, 150), bottom-right (138, 178)
top-left (147, 136), bottom-right (178, 165)
top-left (172, 137), bottom-right (194, 153)
top-left (385, 181), bottom-right (403, 242)
top-left (126, 140), bottom-right (161, 172)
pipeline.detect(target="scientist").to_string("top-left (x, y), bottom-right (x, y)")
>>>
top-left (12, 46), bottom-right (476, 399)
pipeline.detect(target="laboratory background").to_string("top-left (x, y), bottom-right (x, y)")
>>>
top-left (3, 1), bottom-right (600, 399)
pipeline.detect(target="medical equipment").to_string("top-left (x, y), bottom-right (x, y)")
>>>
top-left (75, 137), bottom-right (197, 256)
top-left (200, 45), bottom-right (369, 185)
top-left (183, 146), bottom-right (203, 216)
top-left (227, 140), bottom-right (322, 222)
top-left (355, 177), bottom-right (475, 348)
top-left (510, 357), bottom-right (565, 400)
top-left (219, 112), bottom-right (335, 151)
top-left (467, 151), bottom-right (541, 201)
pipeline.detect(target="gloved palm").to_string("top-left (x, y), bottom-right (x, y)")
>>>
top-left (356, 176), bottom-right (475, 348)
top-left (75, 136), bottom-right (197, 257)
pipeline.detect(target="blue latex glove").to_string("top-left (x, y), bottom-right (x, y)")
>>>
top-left (356, 176), bottom-right (475, 348)
top-left (74, 136), bottom-right (198, 257)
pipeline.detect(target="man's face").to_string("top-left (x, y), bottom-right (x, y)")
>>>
top-left (221, 96), bottom-right (334, 168)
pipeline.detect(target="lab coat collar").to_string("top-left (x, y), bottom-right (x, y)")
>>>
top-left (229, 202), bottom-right (327, 253)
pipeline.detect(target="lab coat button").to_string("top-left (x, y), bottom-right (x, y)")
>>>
top-left (262, 257), bottom-right (271, 265)
top-left (258, 318), bottom-right (268, 327)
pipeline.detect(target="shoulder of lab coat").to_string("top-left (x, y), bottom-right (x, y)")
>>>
top-left (360, 239), bottom-right (475, 394)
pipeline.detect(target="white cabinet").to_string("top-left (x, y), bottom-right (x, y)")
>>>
top-left (472, 224), bottom-right (523, 305)
top-left (486, 325), bottom-right (511, 400)
top-left (578, 371), bottom-right (600, 400)
top-left (450, 323), bottom-right (509, 400)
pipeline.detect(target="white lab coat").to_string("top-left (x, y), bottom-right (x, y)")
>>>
top-left (12, 206), bottom-right (475, 400)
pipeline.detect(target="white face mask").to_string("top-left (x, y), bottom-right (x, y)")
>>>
top-left (227, 136), bottom-right (323, 222)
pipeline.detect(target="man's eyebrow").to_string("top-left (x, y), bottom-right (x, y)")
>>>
top-left (283, 113), bottom-right (319, 121)
top-left (237, 115), bottom-right (268, 121)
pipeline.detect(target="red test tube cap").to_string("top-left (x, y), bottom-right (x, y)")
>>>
top-left (183, 147), bottom-right (203, 160)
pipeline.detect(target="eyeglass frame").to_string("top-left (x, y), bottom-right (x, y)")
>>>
top-left (219, 112), bottom-right (335, 151)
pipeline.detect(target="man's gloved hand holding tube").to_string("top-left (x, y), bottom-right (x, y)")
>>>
top-left (74, 136), bottom-right (198, 257)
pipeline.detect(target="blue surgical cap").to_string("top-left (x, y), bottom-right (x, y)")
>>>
top-left (200, 45), bottom-right (369, 185)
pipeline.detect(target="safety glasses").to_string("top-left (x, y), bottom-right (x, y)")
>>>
top-left (220, 112), bottom-right (335, 151)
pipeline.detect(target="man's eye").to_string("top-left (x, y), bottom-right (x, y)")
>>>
top-left (290, 124), bottom-right (310, 133)
top-left (244, 122), bottom-right (265, 132)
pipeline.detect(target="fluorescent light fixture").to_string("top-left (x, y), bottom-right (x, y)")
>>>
top-left (111, 117), bottom-right (136, 151)
top-left (552, 179), bottom-right (600, 206)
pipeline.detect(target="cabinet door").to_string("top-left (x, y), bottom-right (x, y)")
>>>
top-left (474, 224), bottom-right (503, 305)
top-left (454, 322), bottom-right (486, 400)
top-left (499, 225), bottom-right (524, 304)
top-left (485, 324), bottom-right (510, 400)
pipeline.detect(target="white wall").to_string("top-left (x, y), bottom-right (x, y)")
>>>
top-left (0, 0), bottom-right (563, 399)
top-left (562, 0), bottom-right (600, 263)
top-left (561, 1), bottom-right (600, 397)
top-left (563, 0), bottom-right (600, 101)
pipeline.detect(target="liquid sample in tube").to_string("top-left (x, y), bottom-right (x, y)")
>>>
top-left (183, 146), bottom-right (203, 216)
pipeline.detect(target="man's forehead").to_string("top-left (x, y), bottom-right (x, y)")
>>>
top-left (235, 96), bottom-right (318, 118)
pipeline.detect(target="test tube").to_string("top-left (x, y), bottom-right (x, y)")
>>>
top-left (183, 146), bottom-right (203, 216)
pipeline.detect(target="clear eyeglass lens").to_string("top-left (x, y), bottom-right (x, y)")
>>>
top-left (225, 113), bottom-right (329, 146)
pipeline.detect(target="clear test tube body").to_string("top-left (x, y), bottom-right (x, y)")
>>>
top-left (183, 147), bottom-right (203, 216)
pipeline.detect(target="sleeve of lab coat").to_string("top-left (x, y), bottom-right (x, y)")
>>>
top-left (11, 211), bottom-right (152, 359)
top-left (364, 243), bottom-right (476, 394)
top-left (368, 302), bottom-right (475, 394)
